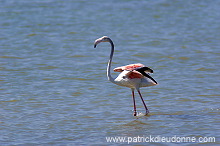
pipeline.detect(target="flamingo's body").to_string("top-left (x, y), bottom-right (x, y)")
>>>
top-left (94, 36), bottom-right (158, 116)
top-left (113, 63), bottom-right (157, 88)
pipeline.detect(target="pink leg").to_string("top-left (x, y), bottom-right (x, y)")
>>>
top-left (137, 90), bottom-right (149, 115)
top-left (131, 89), bottom-right (137, 116)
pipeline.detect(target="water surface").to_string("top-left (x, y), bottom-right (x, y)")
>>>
top-left (0, 0), bottom-right (219, 145)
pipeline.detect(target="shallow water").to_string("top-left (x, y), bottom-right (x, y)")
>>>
top-left (0, 0), bottom-right (220, 145)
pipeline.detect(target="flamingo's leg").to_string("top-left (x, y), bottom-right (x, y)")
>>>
top-left (131, 89), bottom-right (137, 116)
top-left (137, 90), bottom-right (149, 115)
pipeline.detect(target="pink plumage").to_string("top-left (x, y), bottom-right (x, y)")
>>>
top-left (113, 63), bottom-right (145, 72)
top-left (114, 63), bottom-right (145, 79)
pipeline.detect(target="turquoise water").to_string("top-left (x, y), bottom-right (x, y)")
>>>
top-left (0, 0), bottom-right (219, 145)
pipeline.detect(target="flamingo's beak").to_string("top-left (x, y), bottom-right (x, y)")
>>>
top-left (94, 38), bottom-right (102, 48)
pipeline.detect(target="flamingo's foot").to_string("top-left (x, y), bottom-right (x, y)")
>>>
top-left (133, 110), bottom-right (149, 117)
top-left (133, 111), bottom-right (137, 116)
top-left (135, 112), bottom-right (147, 117)
top-left (145, 110), bottom-right (150, 115)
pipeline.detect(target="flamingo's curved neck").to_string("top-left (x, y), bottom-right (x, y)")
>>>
top-left (107, 39), bottom-right (116, 83)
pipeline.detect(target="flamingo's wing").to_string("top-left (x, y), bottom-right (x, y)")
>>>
top-left (113, 67), bottom-right (124, 72)
top-left (113, 63), bottom-right (145, 72)
top-left (114, 63), bottom-right (156, 80)
top-left (135, 66), bottom-right (154, 73)
top-left (135, 67), bottom-right (157, 84)
top-left (126, 70), bottom-right (143, 79)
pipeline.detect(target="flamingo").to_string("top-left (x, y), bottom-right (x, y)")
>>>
top-left (94, 36), bottom-right (158, 116)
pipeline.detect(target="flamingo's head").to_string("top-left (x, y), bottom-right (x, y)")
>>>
top-left (94, 36), bottom-right (111, 48)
